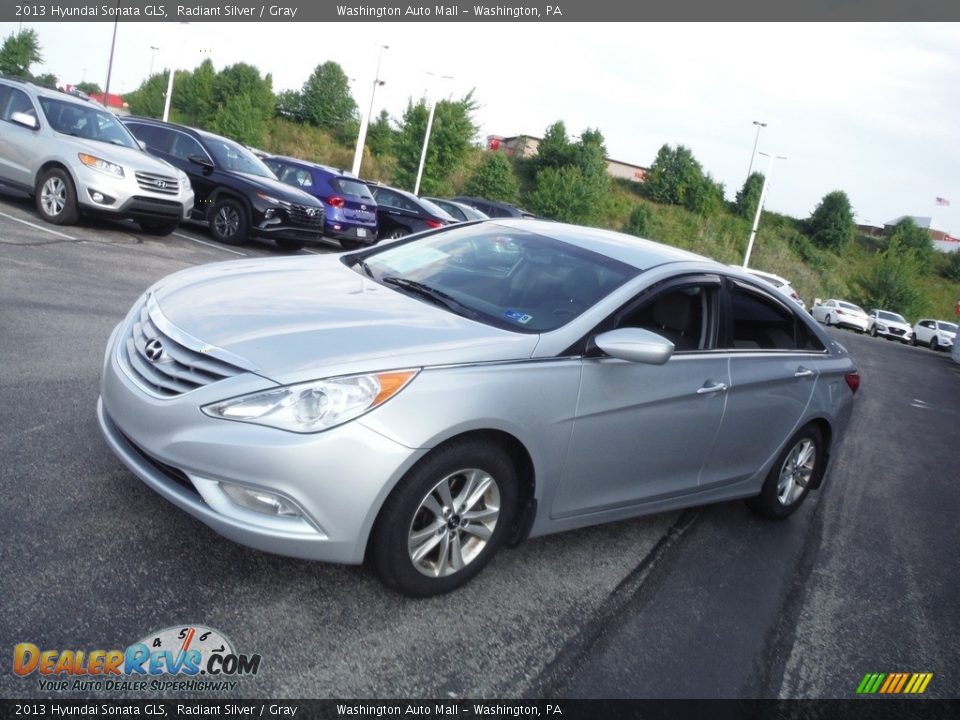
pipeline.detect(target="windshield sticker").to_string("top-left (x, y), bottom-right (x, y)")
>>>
top-left (379, 246), bottom-right (449, 274)
top-left (503, 309), bottom-right (533, 325)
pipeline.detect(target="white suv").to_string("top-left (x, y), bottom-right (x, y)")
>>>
top-left (911, 319), bottom-right (957, 352)
top-left (0, 78), bottom-right (193, 234)
top-left (867, 309), bottom-right (913, 343)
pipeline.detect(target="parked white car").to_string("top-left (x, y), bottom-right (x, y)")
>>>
top-left (812, 299), bottom-right (869, 332)
top-left (867, 309), bottom-right (913, 343)
top-left (735, 267), bottom-right (806, 309)
top-left (911, 319), bottom-right (957, 352)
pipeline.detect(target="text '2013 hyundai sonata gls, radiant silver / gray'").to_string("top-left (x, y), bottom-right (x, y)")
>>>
top-left (98, 220), bottom-right (859, 596)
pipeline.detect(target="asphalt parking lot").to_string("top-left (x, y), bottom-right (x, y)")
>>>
top-left (2, 193), bottom-right (958, 700)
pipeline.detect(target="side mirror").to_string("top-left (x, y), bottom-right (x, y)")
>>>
top-left (188, 154), bottom-right (214, 170)
top-left (10, 112), bottom-right (38, 130)
top-left (593, 328), bottom-right (675, 365)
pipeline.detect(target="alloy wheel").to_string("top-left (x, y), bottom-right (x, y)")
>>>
top-left (407, 468), bottom-right (501, 578)
top-left (777, 439), bottom-right (816, 506)
top-left (41, 177), bottom-right (66, 217)
top-left (214, 205), bottom-right (240, 238)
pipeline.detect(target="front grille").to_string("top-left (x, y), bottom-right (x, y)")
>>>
top-left (135, 171), bottom-right (180, 196)
top-left (120, 430), bottom-right (199, 496)
top-left (890, 328), bottom-right (905, 336)
top-left (288, 204), bottom-right (325, 229)
top-left (121, 300), bottom-right (242, 397)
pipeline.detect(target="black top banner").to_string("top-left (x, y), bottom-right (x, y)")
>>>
top-left (2, 0), bottom-right (960, 22)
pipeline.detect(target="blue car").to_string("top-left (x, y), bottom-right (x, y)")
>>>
top-left (263, 156), bottom-right (378, 249)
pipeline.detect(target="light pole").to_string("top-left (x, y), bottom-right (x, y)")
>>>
top-left (413, 71), bottom-right (454, 196)
top-left (351, 44), bottom-right (389, 178)
top-left (149, 46), bottom-right (159, 76)
top-left (743, 151), bottom-right (786, 268)
top-left (746, 120), bottom-right (767, 180)
top-left (103, 6), bottom-right (120, 100)
top-left (162, 23), bottom-right (190, 122)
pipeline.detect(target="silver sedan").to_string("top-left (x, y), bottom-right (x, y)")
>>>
top-left (99, 220), bottom-right (859, 596)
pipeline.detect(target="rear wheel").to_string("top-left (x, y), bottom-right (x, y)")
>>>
top-left (383, 227), bottom-right (409, 240)
top-left (746, 425), bottom-right (824, 520)
top-left (36, 168), bottom-right (79, 225)
top-left (370, 439), bottom-right (518, 597)
top-left (208, 197), bottom-right (248, 246)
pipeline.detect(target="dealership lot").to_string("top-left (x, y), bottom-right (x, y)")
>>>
top-left (2, 193), bottom-right (958, 698)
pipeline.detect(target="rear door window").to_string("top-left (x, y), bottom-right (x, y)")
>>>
top-left (727, 285), bottom-right (823, 351)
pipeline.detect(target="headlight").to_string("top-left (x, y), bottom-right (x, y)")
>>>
top-left (78, 153), bottom-right (124, 178)
top-left (179, 172), bottom-right (190, 189)
top-left (256, 192), bottom-right (291, 208)
top-left (202, 369), bottom-right (418, 433)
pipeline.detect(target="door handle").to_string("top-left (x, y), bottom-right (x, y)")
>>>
top-left (794, 367), bottom-right (815, 378)
top-left (697, 381), bottom-right (728, 395)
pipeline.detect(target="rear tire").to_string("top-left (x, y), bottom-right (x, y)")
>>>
top-left (36, 168), bottom-right (79, 225)
top-left (383, 227), bottom-right (409, 240)
top-left (208, 197), bottom-right (249, 246)
top-left (746, 425), bottom-right (824, 520)
top-left (370, 439), bottom-right (518, 597)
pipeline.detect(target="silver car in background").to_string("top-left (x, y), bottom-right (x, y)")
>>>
top-left (98, 221), bottom-right (859, 596)
top-left (0, 77), bottom-right (193, 234)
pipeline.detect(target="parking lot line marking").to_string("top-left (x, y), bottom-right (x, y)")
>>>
top-left (0, 211), bottom-right (76, 240)
top-left (173, 232), bottom-right (246, 256)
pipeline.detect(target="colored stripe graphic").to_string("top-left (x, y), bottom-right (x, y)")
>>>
top-left (856, 672), bottom-right (932, 695)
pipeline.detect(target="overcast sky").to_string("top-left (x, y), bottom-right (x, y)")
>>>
top-left (3, 21), bottom-right (958, 235)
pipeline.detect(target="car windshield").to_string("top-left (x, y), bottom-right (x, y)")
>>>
top-left (877, 311), bottom-right (906, 323)
top-left (939, 321), bottom-right (958, 333)
top-left (204, 136), bottom-right (275, 178)
top-left (359, 224), bottom-right (638, 333)
top-left (418, 197), bottom-right (456, 221)
top-left (839, 302), bottom-right (864, 313)
top-left (38, 97), bottom-right (139, 149)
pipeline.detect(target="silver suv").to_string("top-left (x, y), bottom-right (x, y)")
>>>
top-left (0, 78), bottom-right (193, 234)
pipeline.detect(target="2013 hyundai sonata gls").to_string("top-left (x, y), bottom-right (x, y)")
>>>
top-left (99, 220), bottom-right (859, 596)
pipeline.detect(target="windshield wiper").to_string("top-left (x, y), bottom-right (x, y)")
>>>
top-left (381, 276), bottom-right (480, 319)
top-left (354, 258), bottom-right (375, 279)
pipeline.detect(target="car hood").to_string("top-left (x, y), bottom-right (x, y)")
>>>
top-left (150, 255), bottom-right (538, 383)
top-left (233, 171), bottom-right (324, 208)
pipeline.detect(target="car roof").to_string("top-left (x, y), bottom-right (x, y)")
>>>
top-left (1, 77), bottom-right (101, 108)
top-left (264, 155), bottom-right (357, 178)
top-left (487, 219), bottom-right (715, 271)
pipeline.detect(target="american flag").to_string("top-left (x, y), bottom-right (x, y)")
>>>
top-left (935, 196), bottom-right (950, 206)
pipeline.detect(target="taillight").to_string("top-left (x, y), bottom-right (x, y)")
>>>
top-left (425, 219), bottom-right (444, 229)
top-left (326, 196), bottom-right (345, 208)
top-left (844, 372), bottom-right (860, 394)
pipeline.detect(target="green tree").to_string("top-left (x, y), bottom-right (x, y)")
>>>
top-left (464, 152), bottom-right (519, 203)
top-left (534, 121), bottom-right (577, 172)
top-left (808, 190), bottom-right (855, 250)
top-left (366, 109), bottom-right (395, 157)
top-left (941, 249), bottom-right (960, 282)
top-left (75, 81), bottom-right (103, 95)
top-left (211, 92), bottom-right (264, 147)
top-left (300, 61), bottom-right (357, 131)
top-left (527, 166), bottom-right (597, 224)
top-left (643, 144), bottom-right (721, 214)
top-left (623, 204), bottom-right (653, 238)
top-left (178, 58), bottom-right (217, 126)
top-left (393, 91), bottom-right (479, 195)
top-left (275, 89), bottom-right (304, 121)
top-left (212, 63), bottom-right (275, 129)
top-left (735, 172), bottom-right (764, 219)
top-left (32, 73), bottom-right (58, 90)
top-left (124, 70), bottom-right (188, 119)
top-left (887, 217), bottom-right (934, 272)
top-left (0, 28), bottom-right (42, 78)
top-left (856, 237), bottom-right (923, 317)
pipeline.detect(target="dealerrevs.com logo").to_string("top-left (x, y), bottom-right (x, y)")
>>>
top-left (13, 625), bottom-right (262, 693)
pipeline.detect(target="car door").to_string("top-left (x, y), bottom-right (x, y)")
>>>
top-left (372, 187), bottom-right (417, 236)
top-left (0, 85), bottom-right (43, 189)
top-left (700, 281), bottom-right (822, 488)
top-left (552, 277), bottom-right (730, 518)
top-left (915, 320), bottom-right (933, 344)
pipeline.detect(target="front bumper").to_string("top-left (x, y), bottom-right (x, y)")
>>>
top-left (325, 222), bottom-right (378, 243)
top-left (98, 323), bottom-right (425, 564)
top-left (74, 163), bottom-right (193, 222)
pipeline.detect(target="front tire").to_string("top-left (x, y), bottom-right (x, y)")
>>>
top-left (208, 197), bottom-right (249, 246)
top-left (825, 314), bottom-right (833, 326)
top-left (370, 440), bottom-right (518, 597)
top-left (911, 334), bottom-right (918, 347)
top-left (36, 168), bottom-right (79, 225)
top-left (930, 337), bottom-right (939, 352)
top-left (870, 326), bottom-right (877, 337)
top-left (746, 425), bottom-right (824, 520)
